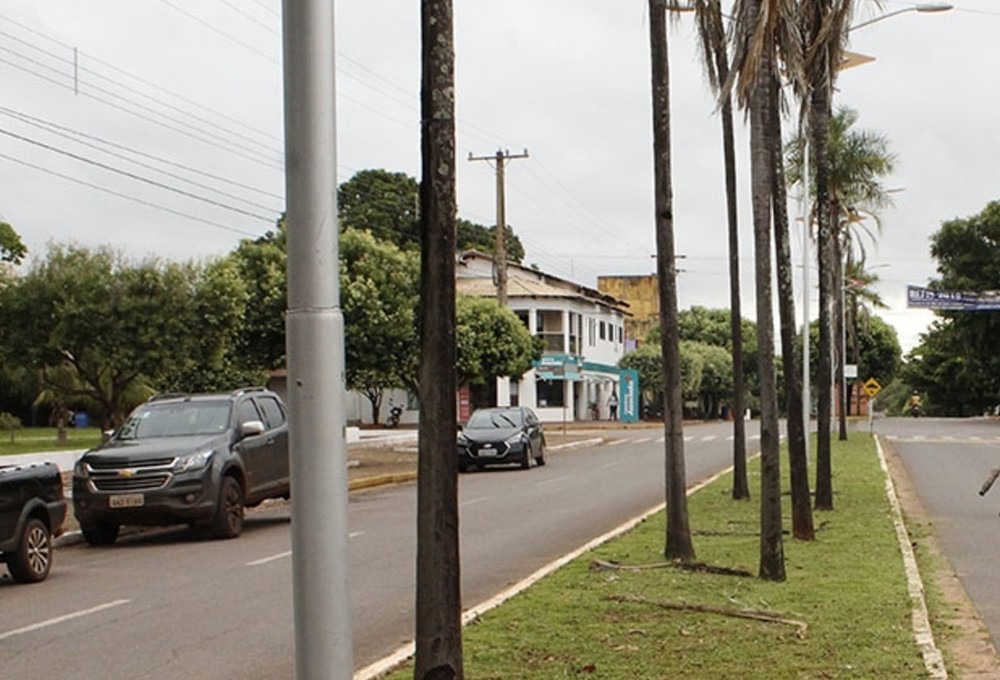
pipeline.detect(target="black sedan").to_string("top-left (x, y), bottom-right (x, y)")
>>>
top-left (457, 406), bottom-right (546, 472)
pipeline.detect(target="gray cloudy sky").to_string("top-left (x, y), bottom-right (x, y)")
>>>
top-left (1, 1), bottom-right (997, 352)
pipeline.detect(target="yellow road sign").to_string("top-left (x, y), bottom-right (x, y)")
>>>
top-left (862, 378), bottom-right (882, 399)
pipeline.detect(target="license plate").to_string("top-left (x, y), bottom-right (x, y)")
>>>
top-left (109, 493), bottom-right (145, 508)
top-left (477, 447), bottom-right (497, 457)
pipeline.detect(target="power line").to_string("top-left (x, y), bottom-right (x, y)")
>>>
top-left (0, 12), bottom-right (282, 145)
top-left (0, 151), bottom-right (261, 238)
top-left (0, 127), bottom-right (276, 222)
top-left (0, 51), bottom-right (284, 170)
top-left (0, 106), bottom-right (282, 202)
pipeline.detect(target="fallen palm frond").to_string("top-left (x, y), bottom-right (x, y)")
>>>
top-left (590, 558), bottom-right (752, 578)
top-left (606, 594), bottom-right (808, 639)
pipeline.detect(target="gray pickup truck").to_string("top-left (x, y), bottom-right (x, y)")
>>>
top-left (0, 462), bottom-right (67, 583)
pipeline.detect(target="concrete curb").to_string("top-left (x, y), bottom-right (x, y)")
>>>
top-left (874, 435), bottom-right (948, 679)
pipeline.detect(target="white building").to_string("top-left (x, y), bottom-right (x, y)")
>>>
top-left (456, 251), bottom-right (635, 423)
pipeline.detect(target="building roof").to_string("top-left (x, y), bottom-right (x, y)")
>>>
top-left (456, 250), bottom-right (630, 314)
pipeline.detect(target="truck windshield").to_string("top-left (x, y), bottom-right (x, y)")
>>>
top-left (117, 401), bottom-right (232, 439)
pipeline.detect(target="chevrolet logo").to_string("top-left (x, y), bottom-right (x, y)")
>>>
top-left (117, 469), bottom-right (137, 478)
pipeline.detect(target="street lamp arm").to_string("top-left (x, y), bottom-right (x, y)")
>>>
top-left (851, 3), bottom-right (953, 31)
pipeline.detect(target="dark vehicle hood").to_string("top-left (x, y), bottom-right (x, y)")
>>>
top-left (82, 434), bottom-right (229, 463)
top-left (461, 427), bottom-right (522, 443)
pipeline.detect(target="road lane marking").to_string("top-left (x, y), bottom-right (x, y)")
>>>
top-left (700, 435), bottom-right (717, 442)
top-left (633, 437), bottom-right (652, 444)
top-left (606, 439), bottom-right (627, 446)
top-left (247, 532), bottom-right (365, 567)
top-left (601, 460), bottom-right (626, 470)
top-left (535, 474), bottom-right (573, 487)
top-left (460, 496), bottom-right (490, 508)
top-left (247, 551), bottom-right (292, 566)
top-left (0, 599), bottom-right (130, 642)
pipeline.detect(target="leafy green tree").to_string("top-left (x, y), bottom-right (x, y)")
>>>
top-left (683, 341), bottom-right (733, 419)
top-left (227, 223), bottom-right (289, 371)
top-left (905, 200), bottom-right (1000, 415)
top-left (0, 221), bottom-right (27, 264)
top-left (456, 218), bottom-right (525, 263)
top-left (340, 228), bottom-right (420, 423)
top-left (0, 245), bottom-right (245, 427)
top-left (455, 295), bottom-right (540, 391)
top-left (338, 169), bottom-right (421, 248)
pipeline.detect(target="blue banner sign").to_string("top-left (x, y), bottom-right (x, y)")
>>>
top-left (906, 285), bottom-right (1000, 311)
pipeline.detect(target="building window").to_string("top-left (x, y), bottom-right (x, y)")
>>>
top-left (588, 318), bottom-right (596, 347)
top-left (536, 379), bottom-right (565, 407)
top-left (516, 310), bottom-right (529, 330)
top-left (537, 310), bottom-right (564, 353)
top-left (568, 312), bottom-right (579, 355)
top-left (599, 321), bottom-right (606, 341)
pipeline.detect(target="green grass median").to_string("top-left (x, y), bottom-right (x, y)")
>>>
top-left (386, 433), bottom-right (930, 678)
top-left (0, 427), bottom-right (103, 455)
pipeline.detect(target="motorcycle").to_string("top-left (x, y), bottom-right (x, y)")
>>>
top-left (386, 402), bottom-right (403, 428)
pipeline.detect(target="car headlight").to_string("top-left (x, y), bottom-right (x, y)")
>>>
top-left (457, 433), bottom-right (469, 446)
top-left (74, 458), bottom-right (90, 478)
top-left (506, 433), bottom-right (524, 445)
top-left (173, 450), bottom-right (214, 473)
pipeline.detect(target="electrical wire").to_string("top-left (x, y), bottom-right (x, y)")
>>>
top-left (0, 106), bottom-right (284, 210)
top-left (0, 151), bottom-right (261, 238)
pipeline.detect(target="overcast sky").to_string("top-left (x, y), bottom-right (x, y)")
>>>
top-left (2, 0), bottom-right (997, 352)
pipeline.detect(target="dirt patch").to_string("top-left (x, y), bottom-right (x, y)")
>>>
top-left (881, 438), bottom-right (1000, 679)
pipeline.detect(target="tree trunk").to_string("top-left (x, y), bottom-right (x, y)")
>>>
top-left (811, 82), bottom-right (835, 512)
top-left (834, 235), bottom-right (848, 440)
top-left (415, 1), bottom-right (463, 677)
top-left (649, 0), bottom-right (695, 563)
top-left (768, 72), bottom-right (814, 541)
top-left (712, 18), bottom-right (750, 503)
top-left (749, 43), bottom-right (785, 582)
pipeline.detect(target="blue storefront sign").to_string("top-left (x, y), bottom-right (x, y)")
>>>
top-left (619, 369), bottom-right (639, 423)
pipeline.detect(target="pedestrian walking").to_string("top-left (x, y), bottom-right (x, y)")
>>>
top-left (607, 391), bottom-right (618, 421)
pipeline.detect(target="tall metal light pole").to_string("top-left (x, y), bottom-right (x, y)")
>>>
top-left (282, 1), bottom-right (353, 678)
top-left (851, 2), bottom-right (953, 31)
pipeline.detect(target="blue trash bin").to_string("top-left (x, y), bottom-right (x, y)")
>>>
top-left (75, 412), bottom-right (89, 428)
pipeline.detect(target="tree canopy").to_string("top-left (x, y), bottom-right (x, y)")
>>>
top-left (904, 200), bottom-right (1000, 415)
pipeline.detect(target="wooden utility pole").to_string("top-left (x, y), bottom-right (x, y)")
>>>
top-left (468, 148), bottom-right (528, 305)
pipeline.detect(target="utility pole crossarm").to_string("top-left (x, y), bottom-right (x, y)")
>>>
top-left (468, 148), bottom-right (529, 306)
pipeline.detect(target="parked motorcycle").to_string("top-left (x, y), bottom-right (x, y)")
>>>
top-left (386, 402), bottom-right (403, 428)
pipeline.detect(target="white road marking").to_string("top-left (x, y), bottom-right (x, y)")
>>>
top-left (460, 496), bottom-right (490, 508)
top-left (535, 474), bottom-right (573, 487)
top-left (601, 460), bottom-right (627, 470)
top-left (700, 435), bottom-right (717, 442)
top-left (606, 439), bottom-right (627, 446)
top-left (247, 551), bottom-right (291, 567)
top-left (247, 532), bottom-right (365, 567)
top-left (632, 437), bottom-right (652, 444)
top-left (0, 599), bottom-right (130, 642)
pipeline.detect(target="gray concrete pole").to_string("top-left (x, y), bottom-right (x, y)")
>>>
top-left (281, 2), bottom-right (353, 679)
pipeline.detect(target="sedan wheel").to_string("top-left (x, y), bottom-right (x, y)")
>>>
top-left (535, 441), bottom-right (547, 467)
top-left (520, 441), bottom-right (532, 470)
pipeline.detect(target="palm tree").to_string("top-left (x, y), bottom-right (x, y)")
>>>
top-left (727, 0), bottom-right (801, 580)
top-left (689, 0), bottom-right (750, 501)
top-left (415, 0), bottom-right (463, 676)
top-left (649, 0), bottom-right (695, 562)
top-left (796, 0), bottom-right (857, 511)
top-left (787, 106), bottom-right (896, 434)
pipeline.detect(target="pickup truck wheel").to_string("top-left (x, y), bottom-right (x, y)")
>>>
top-left (7, 518), bottom-right (52, 583)
top-left (210, 476), bottom-right (244, 539)
top-left (81, 521), bottom-right (119, 546)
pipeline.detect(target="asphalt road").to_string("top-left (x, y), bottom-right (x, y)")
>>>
top-left (0, 420), bottom-right (755, 679)
top-left (875, 415), bottom-right (1000, 653)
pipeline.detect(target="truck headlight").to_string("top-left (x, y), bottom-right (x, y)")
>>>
top-left (74, 458), bottom-right (90, 478)
top-left (173, 450), bottom-right (213, 473)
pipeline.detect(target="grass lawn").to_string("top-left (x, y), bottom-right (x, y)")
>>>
top-left (0, 427), bottom-right (103, 455)
top-left (386, 433), bottom-right (930, 679)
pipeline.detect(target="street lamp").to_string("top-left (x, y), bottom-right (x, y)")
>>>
top-left (851, 3), bottom-right (954, 31)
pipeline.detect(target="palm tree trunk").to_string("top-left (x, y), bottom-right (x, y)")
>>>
top-left (811, 81), bottom-right (835, 511)
top-left (415, 0), bottom-right (463, 676)
top-left (749, 42), bottom-right (785, 582)
top-left (712, 15), bottom-right (750, 503)
top-left (649, 0), bottom-right (695, 562)
top-left (768, 72), bottom-right (814, 541)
